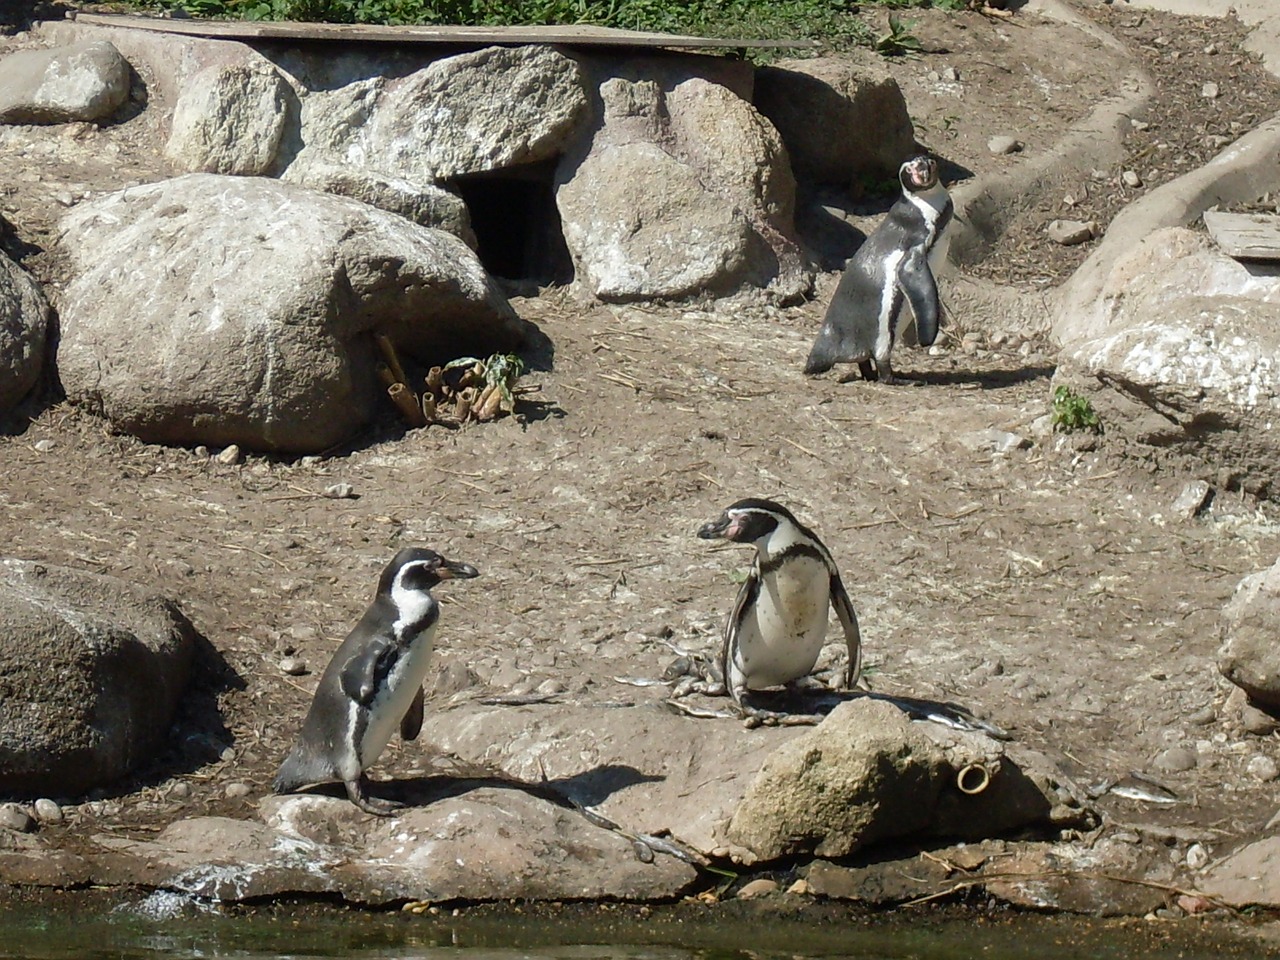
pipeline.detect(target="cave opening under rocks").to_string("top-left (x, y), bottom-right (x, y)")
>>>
top-left (455, 160), bottom-right (574, 289)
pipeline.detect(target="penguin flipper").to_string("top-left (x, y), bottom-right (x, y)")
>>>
top-left (400, 685), bottom-right (425, 742)
top-left (339, 633), bottom-right (399, 707)
top-left (721, 571), bottom-right (761, 705)
top-left (896, 248), bottom-right (941, 347)
top-left (829, 571), bottom-right (863, 692)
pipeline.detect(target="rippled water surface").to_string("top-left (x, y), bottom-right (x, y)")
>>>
top-left (0, 895), bottom-right (1268, 960)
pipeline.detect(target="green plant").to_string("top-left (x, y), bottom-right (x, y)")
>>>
top-left (874, 12), bottom-right (923, 56)
top-left (444, 352), bottom-right (527, 417)
top-left (1051, 385), bottom-right (1102, 434)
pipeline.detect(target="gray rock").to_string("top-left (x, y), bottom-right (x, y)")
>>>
top-left (215, 445), bottom-right (242, 466)
top-left (282, 163), bottom-right (476, 248)
top-left (0, 40), bottom-right (130, 125)
top-left (367, 45), bottom-right (588, 181)
top-left (87, 788), bottom-right (697, 905)
top-left (1122, 169), bottom-right (1143, 188)
top-left (278, 657), bottom-right (307, 676)
top-left (0, 249), bottom-right (49, 413)
top-left (1047, 219), bottom-right (1096, 246)
top-left (1151, 746), bottom-right (1197, 773)
top-left (0, 803), bottom-right (33, 833)
top-left (1054, 230), bottom-right (1280, 498)
top-left (32, 799), bottom-right (62, 823)
top-left (1170, 480), bottom-right (1212, 520)
top-left (557, 73), bottom-right (807, 302)
top-left (1246, 755), bottom-right (1278, 782)
top-left (988, 135), bottom-right (1023, 155)
top-left (0, 558), bottom-right (195, 797)
top-left (1220, 557), bottom-right (1280, 709)
top-left (1201, 836), bottom-right (1280, 907)
top-left (754, 54), bottom-right (915, 183)
top-left (1201, 82), bottom-right (1220, 99)
top-left (56, 174), bottom-right (530, 453)
top-left (164, 61), bottom-right (296, 176)
top-left (726, 699), bottom-right (1056, 862)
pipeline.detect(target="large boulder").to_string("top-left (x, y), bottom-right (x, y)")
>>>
top-left (1054, 228), bottom-right (1280, 497)
top-left (556, 73), bottom-right (810, 302)
top-left (727, 699), bottom-right (1055, 862)
top-left (0, 248), bottom-right (49, 413)
top-left (1219, 557), bottom-right (1280, 710)
top-left (0, 39), bottom-right (131, 125)
top-left (55, 174), bottom-right (530, 453)
top-left (164, 61), bottom-right (297, 176)
top-left (364, 45), bottom-right (588, 182)
top-left (0, 559), bottom-right (196, 798)
top-left (753, 55), bottom-right (916, 186)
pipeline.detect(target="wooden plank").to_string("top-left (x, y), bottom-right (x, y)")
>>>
top-left (72, 13), bottom-right (818, 50)
top-left (1204, 209), bottom-right (1280, 262)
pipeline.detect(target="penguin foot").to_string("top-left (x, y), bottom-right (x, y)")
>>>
top-left (345, 776), bottom-right (404, 817)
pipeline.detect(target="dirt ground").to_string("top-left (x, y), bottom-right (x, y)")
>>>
top-left (2, 0), bottom-right (1280, 888)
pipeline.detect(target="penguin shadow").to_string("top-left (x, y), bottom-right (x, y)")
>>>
top-left (897, 362), bottom-right (1056, 390)
top-left (303, 760), bottom-right (663, 815)
top-left (736, 685), bottom-right (1008, 739)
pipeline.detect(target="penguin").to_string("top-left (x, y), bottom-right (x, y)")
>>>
top-left (804, 154), bottom-right (953, 384)
top-left (697, 498), bottom-right (862, 717)
top-left (272, 547), bottom-right (479, 816)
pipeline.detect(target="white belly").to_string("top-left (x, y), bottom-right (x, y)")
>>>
top-left (357, 630), bottom-right (436, 769)
top-left (738, 560), bottom-right (830, 689)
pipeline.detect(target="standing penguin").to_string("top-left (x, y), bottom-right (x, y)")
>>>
top-left (273, 547), bottom-right (479, 816)
top-left (697, 498), bottom-right (862, 717)
top-left (804, 154), bottom-right (953, 384)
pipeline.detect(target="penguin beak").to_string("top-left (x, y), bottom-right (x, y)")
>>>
top-left (697, 514), bottom-right (731, 540)
top-left (438, 559), bottom-right (479, 580)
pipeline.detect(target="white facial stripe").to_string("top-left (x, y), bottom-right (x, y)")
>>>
top-left (390, 562), bottom-right (436, 640)
top-left (907, 183), bottom-right (950, 239)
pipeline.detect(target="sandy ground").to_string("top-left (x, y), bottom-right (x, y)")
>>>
top-left (1, 0), bottom-right (1280, 894)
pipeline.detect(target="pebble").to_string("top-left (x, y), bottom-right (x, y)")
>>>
top-left (0, 803), bottom-right (33, 833)
top-left (323, 483), bottom-right (356, 499)
top-left (279, 656), bottom-right (308, 676)
top-left (1187, 705), bottom-right (1216, 726)
top-left (1130, 118), bottom-right (1149, 131)
top-left (1184, 843), bottom-right (1209, 870)
top-left (787, 878), bottom-right (813, 896)
top-left (169, 782), bottom-right (192, 799)
top-left (193, 445), bottom-right (210, 458)
top-left (1246, 755), bottom-right (1279, 782)
top-left (1201, 82), bottom-right (1219, 99)
top-left (32, 798), bottom-right (62, 823)
top-left (941, 65), bottom-right (959, 82)
top-left (1121, 169), bottom-right (1142, 188)
top-left (1203, 42), bottom-right (1217, 55)
top-left (1151, 746), bottom-right (1197, 773)
top-left (216, 444), bottom-right (242, 465)
top-left (299, 455), bottom-right (322, 467)
top-left (1170, 480), bottom-right (1211, 521)
top-left (33, 439), bottom-right (55, 452)
top-left (1046, 219), bottom-right (1096, 246)
top-left (736, 878), bottom-right (778, 900)
top-left (535, 678), bottom-right (567, 696)
top-left (987, 135), bottom-right (1023, 155)
top-left (1240, 703), bottom-right (1280, 736)
top-left (224, 782), bottom-right (252, 799)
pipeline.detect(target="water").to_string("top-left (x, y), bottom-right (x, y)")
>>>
top-left (0, 895), bottom-right (1268, 960)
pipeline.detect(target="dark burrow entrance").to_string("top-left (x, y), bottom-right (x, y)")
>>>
top-left (454, 160), bottom-right (574, 288)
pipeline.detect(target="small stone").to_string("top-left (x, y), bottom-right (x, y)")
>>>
top-left (1130, 118), bottom-right (1149, 131)
top-left (216, 444), bottom-right (242, 465)
top-left (1246, 755), bottom-right (1279, 782)
top-left (736, 878), bottom-right (778, 900)
top-left (299, 455), bottom-right (322, 467)
top-left (1170, 480), bottom-right (1212, 521)
top-left (0, 803), bottom-right (33, 833)
top-left (1030, 414), bottom-right (1055, 438)
top-left (1187, 705), bottom-right (1216, 726)
top-left (323, 483), bottom-right (356, 499)
top-left (927, 344), bottom-right (948, 357)
top-left (193, 445), bottom-right (210, 458)
top-left (1121, 170), bottom-right (1142, 188)
top-left (279, 656), bottom-right (308, 676)
top-left (224, 782), bottom-right (252, 799)
top-left (169, 782), bottom-right (192, 799)
top-left (941, 66), bottom-right (959, 82)
top-left (32, 799), bottom-right (62, 823)
top-left (1047, 219), bottom-right (1096, 246)
top-left (1201, 82), bottom-right (1219, 99)
top-left (787, 878), bottom-right (813, 896)
top-left (219, 746), bottom-right (236, 763)
top-left (1152, 747), bottom-right (1197, 773)
top-left (1204, 42), bottom-right (1218, 55)
top-left (33, 439), bottom-right (55, 452)
top-left (535, 678), bottom-right (567, 696)
top-left (987, 135), bottom-right (1023, 155)
top-left (1185, 843), bottom-right (1209, 870)
top-left (1241, 703), bottom-right (1280, 736)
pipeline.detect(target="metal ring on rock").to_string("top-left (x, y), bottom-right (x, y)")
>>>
top-left (956, 762), bottom-right (991, 795)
